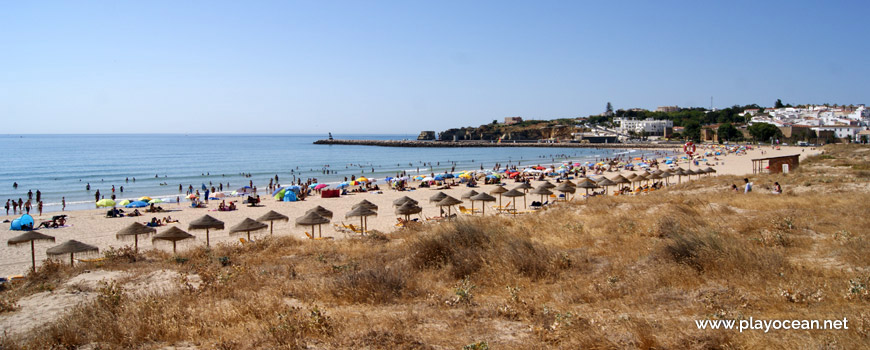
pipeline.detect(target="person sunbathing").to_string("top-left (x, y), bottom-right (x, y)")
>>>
top-left (129, 209), bottom-right (142, 217)
top-left (146, 217), bottom-right (162, 227)
top-left (162, 216), bottom-right (179, 223)
top-left (228, 202), bottom-right (237, 211)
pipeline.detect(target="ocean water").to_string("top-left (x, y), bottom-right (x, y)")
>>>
top-left (0, 134), bottom-right (645, 213)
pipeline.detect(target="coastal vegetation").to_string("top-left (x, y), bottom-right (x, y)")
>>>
top-left (2, 145), bottom-right (869, 349)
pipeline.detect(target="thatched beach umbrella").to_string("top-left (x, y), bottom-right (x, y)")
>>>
top-left (538, 181), bottom-right (556, 190)
top-left (8, 231), bottom-right (55, 272)
top-left (393, 196), bottom-right (418, 207)
top-left (705, 167), bottom-right (717, 175)
top-left (683, 169), bottom-right (697, 180)
top-left (672, 168), bottom-right (686, 184)
top-left (490, 185), bottom-right (508, 208)
top-left (395, 201), bottom-right (422, 222)
top-left (305, 205), bottom-right (333, 219)
top-left (46, 240), bottom-right (98, 267)
top-left (515, 182), bottom-right (533, 193)
top-left (460, 190), bottom-right (478, 200)
top-left (188, 214), bottom-right (224, 247)
top-left (436, 196), bottom-right (463, 216)
top-left (152, 226), bottom-right (195, 253)
top-left (257, 210), bottom-right (289, 235)
top-left (116, 222), bottom-right (156, 253)
top-left (295, 212), bottom-right (330, 239)
top-left (346, 206), bottom-right (377, 233)
top-left (469, 192), bottom-right (496, 215)
top-left (576, 178), bottom-right (599, 201)
top-left (610, 175), bottom-right (631, 193)
top-left (429, 191), bottom-right (448, 203)
top-left (555, 182), bottom-right (576, 201)
top-left (461, 190), bottom-right (479, 213)
top-left (660, 170), bottom-right (674, 185)
top-left (502, 188), bottom-right (526, 211)
top-left (352, 199), bottom-right (378, 211)
top-left (563, 179), bottom-right (576, 188)
top-left (596, 178), bottom-right (616, 195)
top-left (230, 218), bottom-right (269, 241)
top-left (530, 186), bottom-right (553, 204)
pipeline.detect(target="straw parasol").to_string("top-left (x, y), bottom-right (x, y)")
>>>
top-left (352, 199), bottom-right (378, 211)
top-left (576, 178), bottom-right (600, 200)
top-left (515, 182), bottom-right (533, 193)
top-left (672, 168), bottom-right (686, 184)
top-left (395, 201), bottom-right (422, 222)
top-left (429, 191), bottom-right (448, 203)
top-left (490, 185), bottom-right (508, 208)
top-left (469, 192), bottom-right (496, 215)
top-left (538, 181), bottom-right (556, 189)
top-left (46, 240), bottom-right (98, 266)
top-left (188, 214), bottom-right (224, 247)
top-left (660, 170), bottom-right (674, 185)
top-left (393, 196), bottom-right (418, 207)
top-left (257, 210), bottom-right (289, 235)
top-left (705, 167), bottom-right (717, 174)
top-left (596, 178), bottom-right (616, 195)
top-left (563, 179), bottom-right (576, 187)
top-left (305, 205), bottom-right (333, 219)
top-left (116, 222), bottom-right (156, 253)
top-left (152, 226), bottom-right (195, 253)
top-left (460, 190), bottom-right (478, 200)
top-left (554, 182), bottom-right (576, 201)
top-left (460, 190), bottom-right (479, 213)
top-left (530, 186), bottom-right (553, 204)
top-left (436, 196), bottom-right (462, 216)
top-left (346, 206), bottom-right (377, 233)
top-left (295, 212), bottom-right (330, 239)
top-left (502, 188), bottom-right (526, 211)
top-left (230, 218), bottom-right (269, 241)
top-left (8, 231), bottom-right (55, 272)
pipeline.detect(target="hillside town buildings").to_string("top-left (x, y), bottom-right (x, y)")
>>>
top-left (745, 105), bottom-right (869, 142)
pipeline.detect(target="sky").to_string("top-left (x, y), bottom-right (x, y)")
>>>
top-left (1, 0), bottom-right (868, 134)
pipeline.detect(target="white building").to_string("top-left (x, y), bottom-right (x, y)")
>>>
top-left (810, 126), bottom-right (864, 140)
top-left (613, 118), bottom-right (673, 136)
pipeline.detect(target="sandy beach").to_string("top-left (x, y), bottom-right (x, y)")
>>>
top-left (1, 145), bottom-right (819, 276)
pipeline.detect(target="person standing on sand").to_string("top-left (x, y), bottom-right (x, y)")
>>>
top-left (12, 200), bottom-right (18, 214)
top-left (24, 200), bottom-right (31, 214)
top-left (4, 199), bottom-right (9, 215)
top-left (62, 197), bottom-right (66, 211)
top-left (744, 178), bottom-right (752, 193)
top-left (37, 201), bottom-right (42, 216)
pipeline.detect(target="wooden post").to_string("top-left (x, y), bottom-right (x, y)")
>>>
top-left (31, 241), bottom-right (36, 273)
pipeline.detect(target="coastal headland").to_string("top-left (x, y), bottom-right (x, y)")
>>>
top-left (314, 139), bottom-right (679, 149)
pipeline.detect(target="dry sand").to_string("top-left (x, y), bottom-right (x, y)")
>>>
top-left (0, 145), bottom-right (818, 277)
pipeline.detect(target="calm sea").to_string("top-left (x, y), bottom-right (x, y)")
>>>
top-left (0, 134), bottom-right (646, 213)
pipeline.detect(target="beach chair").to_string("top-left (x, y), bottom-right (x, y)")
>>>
top-left (304, 231), bottom-right (333, 240)
top-left (492, 201), bottom-right (512, 211)
top-left (458, 206), bottom-right (476, 215)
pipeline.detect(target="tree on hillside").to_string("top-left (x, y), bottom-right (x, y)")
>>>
top-left (748, 122), bottom-right (782, 142)
top-left (775, 99), bottom-right (784, 108)
top-left (717, 123), bottom-right (741, 143)
top-left (606, 102), bottom-right (613, 114)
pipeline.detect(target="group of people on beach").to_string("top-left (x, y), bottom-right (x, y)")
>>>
top-left (5, 188), bottom-right (47, 216)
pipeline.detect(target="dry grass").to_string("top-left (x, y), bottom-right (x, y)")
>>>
top-left (2, 144), bottom-right (870, 349)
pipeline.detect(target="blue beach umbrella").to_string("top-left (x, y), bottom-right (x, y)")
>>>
top-left (125, 201), bottom-right (149, 208)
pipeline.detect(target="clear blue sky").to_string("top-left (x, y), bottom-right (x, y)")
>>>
top-left (2, 1), bottom-right (867, 134)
